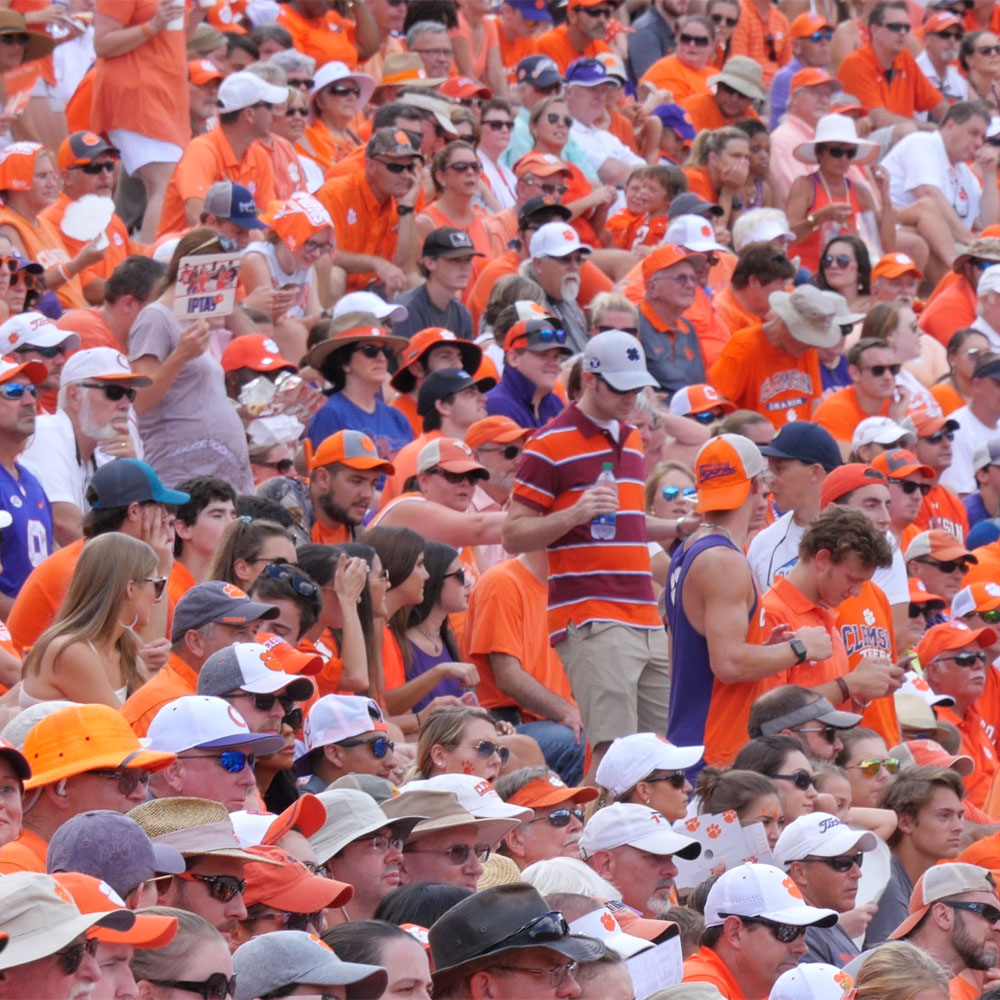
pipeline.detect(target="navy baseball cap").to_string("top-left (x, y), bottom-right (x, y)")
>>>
top-left (760, 423), bottom-right (842, 474)
top-left (507, 0), bottom-right (553, 21)
top-left (653, 103), bottom-right (696, 142)
top-left (516, 55), bottom-right (562, 89)
top-left (88, 459), bottom-right (191, 510)
top-left (203, 180), bottom-right (265, 230)
top-left (565, 57), bottom-right (609, 87)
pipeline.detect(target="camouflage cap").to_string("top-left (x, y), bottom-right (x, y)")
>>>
top-left (366, 128), bottom-right (423, 160)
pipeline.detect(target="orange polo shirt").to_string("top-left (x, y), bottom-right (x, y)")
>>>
top-left (0, 828), bottom-right (48, 874)
top-left (157, 127), bottom-right (277, 239)
top-left (837, 43), bottom-right (943, 118)
top-left (938, 702), bottom-right (997, 810)
top-left (681, 91), bottom-right (760, 132)
top-left (683, 946), bottom-right (747, 999)
top-left (121, 652), bottom-right (199, 738)
top-left (640, 55), bottom-right (712, 101)
top-left (534, 24), bottom-right (609, 73)
top-left (275, 4), bottom-right (359, 68)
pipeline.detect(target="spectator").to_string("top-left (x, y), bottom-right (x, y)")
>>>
top-left (322, 921), bottom-right (433, 1000)
top-left (917, 11), bottom-right (968, 103)
top-left (497, 6), bottom-right (554, 86)
top-left (406, 20), bottom-right (454, 79)
top-left (629, 0), bottom-right (686, 79)
top-left (247, 559), bottom-right (322, 644)
top-left (748, 686), bottom-right (861, 763)
top-left (907, 411), bottom-right (968, 543)
top-left (921, 239), bottom-right (1000, 347)
top-left (0, 312), bottom-right (77, 417)
top-left (206, 518), bottom-right (296, 591)
top-left (188, 58), bottom-right (223, 136)
top-left (905, 530), bottom-right (976, 605)
top-left (682, 56), bottom-right (766, 132)
top-left (769, 14), bottom-right (835, 129)
top-left (853, 940), bottom-right (952, 1000)
top-left (814, 235), bottom-right (873, 317)
top-left (713, 241), bottom-right (797, 342)
top-left (535, 0), bottom-right (614, 74)
top-left (734, 734), bottom-right (819, 822)
top-left (523, 222), bottom-right (592, 353)
top-left (275, 0), bottom-right (379, 70)
top-left (641, 14), bottom-right (717, 100)
top-left (299, 61), bottom-right (376, 170)
top-left (479, 99), bottom-right (518, 211)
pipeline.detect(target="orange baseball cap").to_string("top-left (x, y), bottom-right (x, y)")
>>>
top-left (390, 327), bottom-right (482, 393)
top-left (0, 142), bottom-right (44, 192)
top-left (23, 704), bottom-right (176, 790)
top-left (694, 433), bottom-right (766, 513)
top-left (506, 774), bottom-right (599, 809)
top-left (790, 67), bottom-right (836, 91)
top-left (872, 253), bottom-right (923, 282)
top-left (260, 192), bottom-right (335, 253)
top-left (922, 10), bottom-right (961, 35)
top-left (53, 873), bottom-right (178, 948)
top-left (309, 429), bottom-right (395, 474)
top-left (255, 632), bottom-right (323, 676)
top-left (820, 464), bottom-right (888, 509)
top-left (790, 12), bottom-right (832, 38)
top-left (465, 416), bottom-right (531, 451)
top-left (0, 354), bottom-right (47, 387)
top-left (915, 619), bottom-right (996, 665)
top-left (904, 529), bottom-right (976, 565)
top-left (189, 58), bottom-right (224, 86)
top-left (642, 243), bottom-right (702, 283)
top-left (417, 437), bottom-right (488, 477)
top-left (220, 334), bottom-right (297, 375)
top-left (57, 131), bottom-right (119, 170)
top-left (668, 383), bottom-right (735, 417)
top-left (439, 76), bottom-right (491, 100)
top-left (512, 151), bottom-right (572, 179)
top-left (870, 449), bottom-right (934, 481)
top-left (909, 408), bottom-right (959, 438)
top-left (603, 901), bottom-right (678, 943)
top-left (908, 578), bottom-right (946, 607)
top-left (952, 582), bottom-right (1000, 617)
top-left (891, 738), bottom-right (974, 777)
top-left (243, 844), bottom-right (354, 910)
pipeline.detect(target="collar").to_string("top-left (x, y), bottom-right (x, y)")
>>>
top-left (770, 573), bottom-right (838, 624)
top-left (640, 298), bottom-right (678, 333)
top-left (565, 400), bottom-right (626, 440)
top-left (502, 362), bottom-right (550, 403)
top-left (166, 651), bottom-right (199, 687)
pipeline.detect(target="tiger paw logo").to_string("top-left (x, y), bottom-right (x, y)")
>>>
top-left (222, 583), bottom-right (248, 599)
top-left (685, 818), bottom-right (700, 832)
top-left (707, 824), bottom-right (722, 838)
top-left (782, 876), bottom-right (804, 899)
top-left (600, 913), bottom-right (617, 932)
top-left (863, 608), bottom-right (876, 626)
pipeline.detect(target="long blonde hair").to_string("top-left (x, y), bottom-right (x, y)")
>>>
top-left (23, 534), bottom-right (156, 693)
top-left (853, 941), bottom-right (950, 999)
top-left (415, 706), bottom-right (497, 778)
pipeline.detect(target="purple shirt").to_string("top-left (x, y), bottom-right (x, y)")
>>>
top-left (485, 365), bottom-right (564, 429)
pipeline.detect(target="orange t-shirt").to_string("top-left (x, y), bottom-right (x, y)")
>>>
top-left (534, 24), bottom-right (610, 73)
top-left (391, 393), bottom-right (421, 438)
top-left (497, 23), bottom-right (538, 85)
top-left (930, 382), bottom-right (965, 417)
top-left (464, 558), bottom-right (576, 716)
top-left (299, 631), bottom-right (344, 699)
top-left (276, 4), bottom-right (359, 68)
top-left (919, 275), bottom-right (977, 348)
top-left (167, 560), bottom-right (197, 610)
top-left (640, 55), bottom-right (712, 101)
top-left (937, 702), bottom-right (997, 809)
top-left (966, 542), bottom-right (1000, 589)
top-left (686, 287), bottom-right (735, 368)
top-left (91, 0), bottom-right (190, 149)
top-left (713, 286), bottom-right (759, 341)
top-left (0, 828), bottom-right (48, 874)
top-left (835, 580), bottom-right (899, 747)
top-left (157, 127), bottom-right (277, 239)
top-left (256, 135), bottom-right (307, 201)
top-left (837, 44), bottom-right (943, 117)
top-left (55, 308), bottom-right (119, 351)
top-left (684, 166), bottom-right (717, 204)
top-left (680, 91), bottom-right (760, 133)
top-left (813, 386), bottom-right (889, 444)
top-left (382, 623), bottom-right (405, 694)
top-left (606, 208), bottom-right (668, 252)
top-left (0, 206), bottom-right (87, 311)
top-left (914, 483), bottom-right (969, 542)
top-left (683, 946), bottom-right (747, 999)
top-left (950, 974), bottom-right (981, 1000)
top-left (729, 0), bottom-right (791, 87)
top-left (709, 324), bottom-right (822, 424)
top-left (311, 520), bottom-right (352, 545)
top-left (120, 652), bottom-right (198, 738)
top-left (64, 66), bottom-right (95, 135)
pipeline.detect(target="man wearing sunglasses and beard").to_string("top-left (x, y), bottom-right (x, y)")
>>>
top-left (775, 812), bottom-right (878, 967)
top-left (20, 346), bottom-right (149, 547)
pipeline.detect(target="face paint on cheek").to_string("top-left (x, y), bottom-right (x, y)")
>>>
top-left (463, 760), bottom-right (475, 775)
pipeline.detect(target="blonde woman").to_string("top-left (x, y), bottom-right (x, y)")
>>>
top-left (853, 940), bottom-right (951, 1000)
top-left (20, 534), bottom-right (162, 707)
top-left (415, 706), bottom-right (509, 783)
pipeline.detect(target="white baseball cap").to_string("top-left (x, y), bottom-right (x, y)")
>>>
top-left (404, 774), bottom-right (533, 821)
top-left (333, 290), bottom-right (407, 323)
top-left (736, 217), bottom-right (796, 251)
top-left (851, 415), bottom-right (915, 451)
top-left (218, 71), bottom-right (288, 112)
top-left (579, 803), bottom-right (701, 860)
top-left (300, 694), bottom-right (386, 757)
top-left (769, 963), bottom-right (854, 1000)
top-left (529, 221), bottom-right (593, 260)
top-left (665, 214), bottom-right (726, 253)
top-left (146, 695), bottom-right (285, 756)
top-left (596, 733), bottom-right (703, 801)
top-left (568, 907), bottom-right (653, 959)
top-left (59, 346), bottom-right (151, 388)
top-left (773, 814), bottom-right (877, 869)
top-left (0, 312), bottom-right (79, 352)
top-left (979, 263), bottom-right (1000, 298)
top-left (196, 643), bottom-right (313, 702)
top-left (896, 669), bottom-right (955, 708)
top-left (703, 862), bottom-right (838, 929)
top-left (583, 329), bottom-right (658, 392)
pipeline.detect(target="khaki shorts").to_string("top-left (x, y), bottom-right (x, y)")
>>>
top-left (556, 621), bottom-right (669, 747)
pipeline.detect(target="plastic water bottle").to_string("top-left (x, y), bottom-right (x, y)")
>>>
top-left (590, 462), bottom-right (617, 540)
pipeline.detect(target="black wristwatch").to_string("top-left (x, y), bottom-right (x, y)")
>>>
top-left (789, 638), bottom-right (808, 664)
top-left (397, 205), bottom-right (414, 216)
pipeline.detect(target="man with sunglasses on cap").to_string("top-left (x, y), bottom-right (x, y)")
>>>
top-left (774, 813), bottom-right (879, 966)
top-left (145, 695), bottom-right (285, 812)
top-left (0, 703), bottom-right (176, 874)
top-left (247, 559), bottom-right (323, 647)
top-left (20, 347), bottom-right (150, 547)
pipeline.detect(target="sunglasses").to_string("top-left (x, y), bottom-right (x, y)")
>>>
top-left (287, 77), bottom-right (314, 89)
top-left (821, 145), bottom-right (858, 159)
top-left (74, 160), bottom-right (115, 175)
top-left (338, 735), bottom-right (395, 758)
top-left (284, 106), bottom-right (309, 117)
top-left (822, 253), bottom-right (854, 269)
top-left (597, 324), bottom-right (638, 334)
top-left (722, 915), bottom-right (806, 943)
top-left (142, 576), bottom-right (167, 599)
top-left (429, 468), bottom-right (481, 485)
top-left (527, 808), bottom-right (586, 827)
top-left (645, 769), bottom-right (689, 789)
top-left (794, 724), bottom-right (840, 744)
top-left (405, 843), bottom-right (491, 864)
top-left (909, 604), bottom-right (934, 619)
top-left (546, 112), bottom-right (573, 127)
top-left (880, 20), bottom-right (911, 32)
top-left (972, 258), bottom-right (997, 271)
top-left (0, 33), bottom-right (29, 45)
top-left (935, 650), bottom-right (988, 667)
top-left (478, 443), bottom-right (522, 460)
top-left (972, 608), bottom-right (1000, 625)
top-left (14, 343), bottom-right (64, 359)
top-left (863, 363), bottom-right (902, 377)
top-left (254, 457), bottom-right (295, 475)
top-left (924, 430), bottom-right (955, 444)
top-left (0, 383), bottom-right (36, 400)
top-left (327, 83), bottom-right (360, 97)
top-left (260, 560), bottom-right (319, 598)
top-left (8, 269), bottom-right (35, 290)
top-left (356, 343), bottom-right (394, 359)
top-left (896, 479), bottom-right (931, 496)
top-left (483, 119), bottom-right (513, 131)
top-left (89, 766), bottom-right (148, 802)
top-left (517, 322), bottom-right (567, 346)
top-left (764, 32), bottom-right (778, 60)
top-left (711, 14), bottom-right (739, 27)
top-left (56, 938), bottom-right (99, 976)
top-left (770, 769), bottom-right (816, 790)
top-left (977, 44), bottom-right (1000, 55)
top-left (809, 853), bottom-right (864, 873)
top-left (534, 181), bottom-right (569, 197)
top-left (916, 557), bottom-right (971, 574)
top-left (805, 29), bottom-right (833, 41)
top-left (445, 160), bottom-right (482, 174)
top-left (580, 5), bottom-right (615, 17)
top-left (933, 29), bottom-right (964, 39)
top-left (79, 381), bottom-right (138, 402)
top-left (176, 872), bottom-right (247, 902)
top-left (448, 739), bottom-right (511, 764)
top-left (494, 911), bottom-right (572, 952)
top-left (847, 757), bottom-right (901, 777)
top-left (597, 375), bottom-right (636, 396)
top-left (146, 975), bottom-right (235, 1000)
top-left (662, 486), bottom-right (697, 502)
top-left (944, 900), bottom-right (1000, 925)
top-left (184, 750), bottom-right (256, 773)
top-left (443, 568), bottom-right (466, 585)
top-left (378, 158), bottom-right (419, 174)
top-left (693, 409), bottom-right (723, 424)
top-left (230, 690), bottom-right (300, 714)
top-left (679, 32), bottom-right (711, 46)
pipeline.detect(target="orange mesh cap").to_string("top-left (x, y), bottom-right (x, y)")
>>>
top-left (260, 192), bottom-right (334, 253)
top-left (22, 704), bottom-right (176, 790)
top-left (694, 434), bottom-right (766, 513)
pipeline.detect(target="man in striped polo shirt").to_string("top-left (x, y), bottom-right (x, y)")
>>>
top-left (503, 329), bottom-right (698, 777)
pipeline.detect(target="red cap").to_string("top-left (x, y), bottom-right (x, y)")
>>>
top-left (242, 845), bottom-right (354, 910)
top-left (922, 10), bottom-right (961, 35)
top-left (915, 619), bottom-right (996, 664)
top-left (507, 774), bottom-right (600, 809)
top-left (512, 151), bottom-right (571, 179)
top-left (790, 67), bottom-right (836, 91)
top-left (790, 12), bottom-right (832, 38)
top-left (255, 633), bottom-right (323, 677)
top-left (642, 243), bottom-right (701, 283)
top-left (820, 464), bottom-right (888, 509)
top-left (909, 409), bottom-right (959, 438)
top-left (870, 449), bottom-right (935, 481)
top-left (189, 58), bottom-right (224, 86)
top-left (465, 416), bottom-right (531, 450)
top-left (309, 429), bottom-right (394, 474)
top-left (221, 334), bottom-right (297, 375)
top-left (439, 76), bottom-right (491, 100)
top-left (872, 253), bottom-right (923, 282)
top-left (908, 578), bottom-right (946, 607)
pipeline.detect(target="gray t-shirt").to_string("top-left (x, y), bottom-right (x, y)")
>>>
top-left (392, 283), bottom-right (473, 342)
top-left (863, 853), bottom-right (913, 949)
top-left (804, 921), bottom-right (860, 968)
top-left (129, 302), bottom-right (253, 495)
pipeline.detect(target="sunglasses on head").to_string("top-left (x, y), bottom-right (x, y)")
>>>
top-left (808, 853), bottom-right (864, 873)
top-left (176, 871), bottom-right (247, 902)
top-left (56, 938), bottom-right (99, 976)
top-left (355, 342), bottom-right (394, 360)
top-left (338, 734), bottom-right (395, 758)
top-left (80, 381), bottom-right (137, 403)
top-left (145, 975), bottom-right (235, 1000)
top-left (770, 769), bottom-right (816, 790)
top-left (527, 807), bottom-right (586, 827)
top-left (722, 914), bottom-right (805, 942)
top-left (895, 479), bottom-right (931, 496)
top-left (924, 429), bottom-right (955, 444)
top-left (546, 112), bottom-right (573, 127)
top-left (711, 14), bottom-right (739, 27)
top-left (943, 900), bottom-right (1000, 925)
top-left (679, 31), bottom-right (711, 46)
top-left (822, 253), bottom-right (854, 269)
top-left (429, 467), bottom-right (481, 485)
top-left (0, 383), bottom-right (36, 400)
top-left (864, 363), bottom-right (902, 377)
top-left (935, 650), bottom-right (988, 667)
top-left (847, 757), bottom-right (900, 777)
top-left (260, 560), bottom-right (319, 598)
top-left (662, 486), bottom-right (697, 502)
top-left (917, 556), bottom-right (971, 574)
top-left (447, 739), bottom-right (511, 764)
top-left (14, 343), bottom-right (64, 359)
top-left (493, 910), bottom-right (572, 952)
top-left (74, 160), bottom-right (115, 175)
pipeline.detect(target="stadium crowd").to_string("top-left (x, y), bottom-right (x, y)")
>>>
top-left (11, 0), bottom-right (1000, 998)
